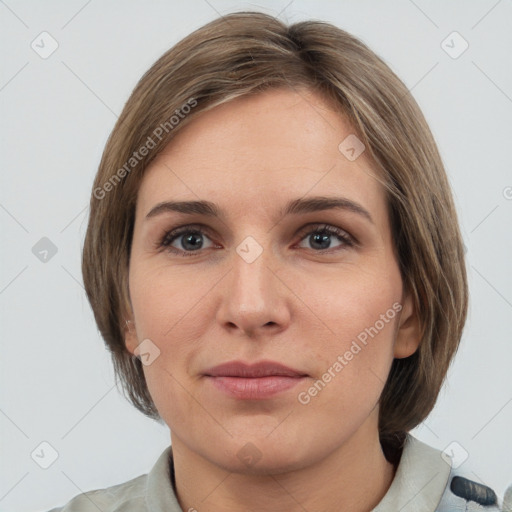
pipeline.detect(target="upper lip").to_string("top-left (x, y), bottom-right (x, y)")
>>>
top-left (203, 360), bottom-right (307, 378)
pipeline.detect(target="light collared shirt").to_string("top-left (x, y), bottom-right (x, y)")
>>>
top-left (48, 434), bottom-right (506, 511)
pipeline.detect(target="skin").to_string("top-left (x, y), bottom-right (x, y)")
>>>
top-left (124, 87), bottom-right (421, 512)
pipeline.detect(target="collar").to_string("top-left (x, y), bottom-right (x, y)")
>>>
top-left (373, 434), bottom-right (451, 511)
top-left (145, 445), bottom-right (182, 512)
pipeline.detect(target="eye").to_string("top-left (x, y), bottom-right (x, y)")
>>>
top-left (156, 223), bottom-right (355, 257)
top-left (295, 224), bottom-right (355, 252)
top-left (157, 224), bottom-right (216, 257)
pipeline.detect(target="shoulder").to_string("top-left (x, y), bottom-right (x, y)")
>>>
top-left (403, 435), bottom-right (510, 512)
top-left (436, 467), bottom-right (510, 511)
top-left (374, 434), bottom-right (510, 512)
top-left (47, 473), bottom-right (147, 512)
top-left (46, 445), bottom-right (178, 512)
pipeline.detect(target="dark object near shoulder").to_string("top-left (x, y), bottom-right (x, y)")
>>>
top-left (450, 475), bottom-right (498, 506)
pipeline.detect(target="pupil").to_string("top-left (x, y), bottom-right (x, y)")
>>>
top-left (311, 232), bottom-right (331, 249)
top-left (183, 233), bottom-right (203, 250)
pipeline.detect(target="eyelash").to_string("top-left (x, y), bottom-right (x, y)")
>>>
top-left (155, 223), bottom-right (356, 257)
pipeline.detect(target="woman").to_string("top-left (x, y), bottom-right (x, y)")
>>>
top-left (50, 11), bottom-right (509, 512)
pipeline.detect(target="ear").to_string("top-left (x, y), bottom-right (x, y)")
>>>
top-left (393, 291), bottom-right (422, 359)
top-left (124, 316), bottom-right (139, 356)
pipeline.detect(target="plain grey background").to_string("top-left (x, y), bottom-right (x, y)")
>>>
top-left (1, 0), bottom-right (511, 510)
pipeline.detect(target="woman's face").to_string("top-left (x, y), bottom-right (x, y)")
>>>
top-left (125, 87), bottom-right (420, 473)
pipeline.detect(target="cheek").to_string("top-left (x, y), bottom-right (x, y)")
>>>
top-left (295, 264), bottom-right (401, 352)
top-left (326, 289), bottom-right (399, 361)
top-left (293, 269), bottom-right (400, 406)
top-left (129, 262), bottom-right (215, 343)
top-left (131, 267), bottom-right (204, 425)
top-left (294, 302), bottom-right (398, 431)
top-left (128, 264), bottom-right (216, 415)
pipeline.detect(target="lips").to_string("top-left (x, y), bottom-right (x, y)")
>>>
top-left (203, 360), bottom-right (308, 400)
top-left (203, 360), bottom-right (308, 378)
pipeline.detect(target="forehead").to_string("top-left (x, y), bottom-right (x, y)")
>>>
top-left (136, 88), bottom-right (387, 226)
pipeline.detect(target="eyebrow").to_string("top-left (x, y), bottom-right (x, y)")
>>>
top-left (145, 196), bottom-right (374, 225)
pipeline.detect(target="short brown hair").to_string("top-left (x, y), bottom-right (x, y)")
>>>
top-left (82, 11), bottom-right (468, 456)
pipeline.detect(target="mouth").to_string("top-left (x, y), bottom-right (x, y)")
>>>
top-left (203, 360), bottom-right (308, 400)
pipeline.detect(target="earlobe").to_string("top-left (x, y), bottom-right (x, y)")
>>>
top-left (393, 293), bottom-right (422, 359)
top-left (124, 318), bottom-right (138, 355)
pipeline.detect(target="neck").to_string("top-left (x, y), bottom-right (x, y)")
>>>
top-left (170, 420), bottom-right (397, 512)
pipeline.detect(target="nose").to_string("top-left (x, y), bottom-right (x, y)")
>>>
top-left (216, 241), bottom-right (291, 338)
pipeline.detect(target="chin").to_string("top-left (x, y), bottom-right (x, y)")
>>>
top-left (201, 434), bottom-right (317, 476)
top-left (222, 450), bottom-right (311, 476)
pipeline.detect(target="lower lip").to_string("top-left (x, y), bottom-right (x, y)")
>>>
top-left (205, 375), bottom-right (306, 399)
